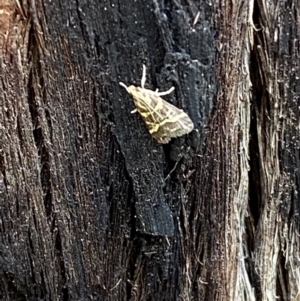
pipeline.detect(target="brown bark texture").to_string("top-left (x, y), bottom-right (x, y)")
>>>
top-left (0, 0), bottom-right (299, 300)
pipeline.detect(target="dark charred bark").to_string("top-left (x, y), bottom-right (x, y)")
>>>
top-left (0, 0), bottom-right (299, 300)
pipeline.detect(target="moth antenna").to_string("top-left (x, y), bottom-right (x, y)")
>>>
top-left (141, 64), bottom-right (147, 88)
top-left (119, 82), bottom-right (128, 91)
top-left (156, 86), bottom-right (175, 96)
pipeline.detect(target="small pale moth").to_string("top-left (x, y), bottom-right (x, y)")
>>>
top-left (119, 65), bottom-right (194, 144)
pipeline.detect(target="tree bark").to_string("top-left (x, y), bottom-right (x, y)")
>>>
top-left (0, 0), bottom-right (299, 300)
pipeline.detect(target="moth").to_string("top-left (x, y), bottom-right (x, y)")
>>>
top-left (119, 65), bottom-right (194, 144)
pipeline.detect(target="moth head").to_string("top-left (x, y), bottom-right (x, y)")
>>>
top-left (119, 82), bottom-right (139, 95)
top-left (119, 82), bottom-right (146, 109)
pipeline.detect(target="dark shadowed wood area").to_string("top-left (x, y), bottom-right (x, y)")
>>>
top-left (0, 0), bottom-right (299, 300)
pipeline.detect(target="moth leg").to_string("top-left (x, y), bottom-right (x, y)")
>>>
top-left (157, 86), bottom-right (175, 96)
top-left (131, 108), bottom-right (138, 114)
top-left (141, 64), bottom-right (147, 88)
top-left (152, 88), bottom-right (160, 96)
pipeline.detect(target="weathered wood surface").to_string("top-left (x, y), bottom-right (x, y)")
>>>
top-left (0, 0), bottom-right (299, 300)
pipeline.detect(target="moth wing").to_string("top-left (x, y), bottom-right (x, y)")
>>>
top-left (129, 87), bottom-right (194, 144)
top-left (130, 91), bottom-right (163, 134)
top-left (150, 99), bottom-right (194, 144)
